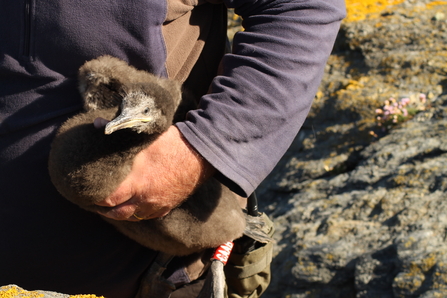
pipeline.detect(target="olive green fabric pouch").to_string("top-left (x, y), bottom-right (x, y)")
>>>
top-left (224, 213), bottom-right (275, 298)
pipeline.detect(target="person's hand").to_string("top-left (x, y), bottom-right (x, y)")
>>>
top-left (94, 121), bottom-right (215, 221)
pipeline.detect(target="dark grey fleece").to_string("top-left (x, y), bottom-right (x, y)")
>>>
top-left (0, 0), bottom-right (345, 296)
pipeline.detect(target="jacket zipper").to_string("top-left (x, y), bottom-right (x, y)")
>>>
top-left (23, 0), bottom-right (32, 57)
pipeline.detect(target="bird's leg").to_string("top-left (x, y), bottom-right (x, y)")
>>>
top-left (197, 242), bottom-right (234, 298)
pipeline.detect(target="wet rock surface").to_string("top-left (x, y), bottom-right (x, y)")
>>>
top-left (257, 1), bottom-right (447, 297)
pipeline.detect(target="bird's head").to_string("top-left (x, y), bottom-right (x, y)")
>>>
top-left (105, 83), bottom-right (173, 135)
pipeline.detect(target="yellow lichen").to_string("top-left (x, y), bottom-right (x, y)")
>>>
top-left (0, 285), bottom-right (44, 298)
top-left (420, 253), bottom-right (437, 272)
top-left (344, 0), bottom-right (447, 23)
top-left (426, 1), bottom-right (447, 8)
top-left (0, 285), bottom-right (105, 298)
top-left (344, 0), bottom-right (405, 22)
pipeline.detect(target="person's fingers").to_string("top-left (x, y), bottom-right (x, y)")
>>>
top-left (143, 207), bottom-right (172, 219)
top-left (126, 196), bottom-right (172, 220)
top-left (97, 198), bottom-right (171, 221)
top-left (97, 200), bottom-right (138, 221)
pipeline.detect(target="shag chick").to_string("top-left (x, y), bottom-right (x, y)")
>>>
top-left (48, 55), bottom-right (247, 256)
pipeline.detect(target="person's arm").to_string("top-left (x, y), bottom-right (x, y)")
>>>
top-left (177, 0), bottom-right (346, 197)
top-left (96, 0), bottom-right (346, 220)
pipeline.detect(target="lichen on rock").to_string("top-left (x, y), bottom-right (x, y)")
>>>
top-left (0, 285), bottom-right (104, 298)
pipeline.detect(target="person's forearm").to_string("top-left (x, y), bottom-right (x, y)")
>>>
top-left (178, 0), bottom-right (346, 197)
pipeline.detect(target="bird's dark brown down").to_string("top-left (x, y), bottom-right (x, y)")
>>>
top-left (48, 55), bottom-right (246, 256)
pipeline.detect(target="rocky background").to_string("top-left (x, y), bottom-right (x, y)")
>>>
top-left (250, 1), bottom-right (447, 297)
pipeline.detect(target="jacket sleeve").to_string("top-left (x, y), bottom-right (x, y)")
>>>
top-left (176, 0), bottom-right (346, 197)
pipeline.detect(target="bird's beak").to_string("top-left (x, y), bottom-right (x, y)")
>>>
top-left (104, 112), bottom-right (153, 135)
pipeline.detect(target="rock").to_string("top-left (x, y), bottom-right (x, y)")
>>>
top-left (257, 1), bottom-right (447, 297)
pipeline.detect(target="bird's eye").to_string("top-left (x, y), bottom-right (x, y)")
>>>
top-left (143, 108), bottom-right (149, 114)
